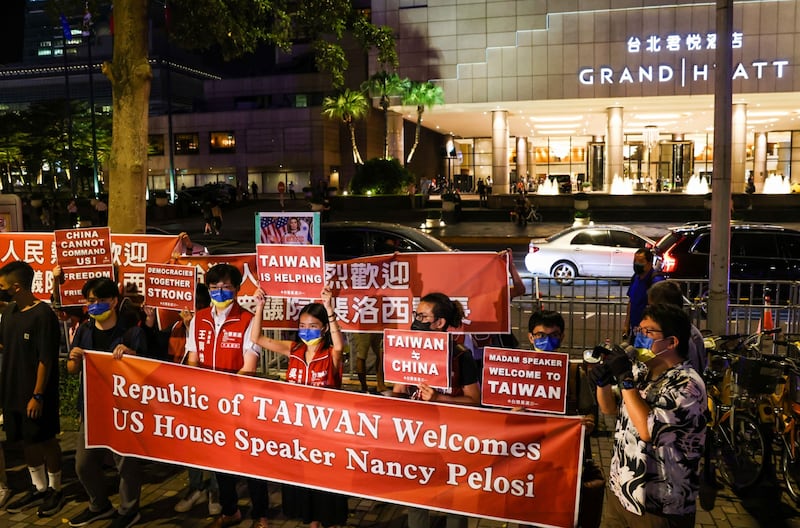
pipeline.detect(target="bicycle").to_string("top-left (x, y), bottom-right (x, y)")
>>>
top-left (509, 204), bottom-right (542, 226)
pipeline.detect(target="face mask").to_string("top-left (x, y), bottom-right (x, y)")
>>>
top-left (533, 335), bottom-right (561, 352)
top-left (209, 289), bottom-right (235, 310)
top-left (0, 288), bottom-right (13, 303)
top-left (87, 302), bottom-right (113, 322)
top-left (633, 263), bottom-right (646, 275)
top-left (633, 333), bottom-right (668, 363)
top-left (298, 328), bottom-right (323, 347)
top-left (411, 320), bottom-right (433, 332)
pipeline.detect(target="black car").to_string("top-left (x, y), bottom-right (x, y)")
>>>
top-left (656, 222), bottom-right (800, 301)
top-left (320, 221), bottom-right (453, 260)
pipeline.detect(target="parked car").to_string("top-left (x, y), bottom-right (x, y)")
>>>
top-left (655, 223), bottom-right (800, 301)
top-left (321, 221), bottom-right (453, 260)
top-left (524, 225), bottom-right (656, 284)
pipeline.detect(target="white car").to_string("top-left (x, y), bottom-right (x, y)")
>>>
top-left (524, 225), bottom-right (656, 284)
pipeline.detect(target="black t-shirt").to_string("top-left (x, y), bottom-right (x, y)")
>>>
top-left (0, 301), bottom-right (61, 411)
top-left (92, 326), bottom-right (116, 353)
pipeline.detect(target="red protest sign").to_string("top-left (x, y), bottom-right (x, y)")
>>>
top-left (481, 347), bottom-right (569, 414)
top-left (54, 227), bottom-right (112, 267)
top-left (144, 262), bottom-right (196, 312)
top-left (383, 329), bottom-right (451, 389)
top-left (59, 265), bottom-right (114, 306)
top-left (83, 352), bottom-right (583, 527)
top-left (255, 244), bottom-right (325, 298)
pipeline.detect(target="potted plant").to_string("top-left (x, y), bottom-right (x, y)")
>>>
top-left (573, 192), bottom-right (590, 226)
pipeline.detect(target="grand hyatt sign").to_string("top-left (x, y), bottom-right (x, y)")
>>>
top-left (578, 32), bottom-right (789, 86)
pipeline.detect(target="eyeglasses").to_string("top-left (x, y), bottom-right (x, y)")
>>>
top-left (412, 311), bottom-right (434, 323)
top-left (633, 326), bottom-right (664, 338)
top-left (531, 331), bottom-right (562, 340)
top-left (208, 283), bottom-right (234, 291)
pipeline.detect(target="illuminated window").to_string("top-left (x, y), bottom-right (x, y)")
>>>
top-left (209, 132), bottom-right (236, 153)
top-left (174, 133), bottom-right (200, 155)
top-left (148, 135), bottom-right (165, 156)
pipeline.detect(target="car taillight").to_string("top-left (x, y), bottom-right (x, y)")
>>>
top-left (528, 245), bottom-right (540, 254)
top-left (661, 250), bottom-right (676, 273)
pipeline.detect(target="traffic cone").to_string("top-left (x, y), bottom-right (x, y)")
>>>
top-left (763, 295), bottom-right (775, 331)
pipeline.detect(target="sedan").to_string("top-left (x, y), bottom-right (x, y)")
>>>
top-left (524, 225), bottom-right (655, 283)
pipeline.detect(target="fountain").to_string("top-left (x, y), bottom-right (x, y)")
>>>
top-left (684, 174), bottom-right (710, 194)
top-left (762, 174), bottom-right (791, 194)
top-left (536, 177), bottom-right (559, 195)
top-left (609, 176), bottom-right (634, 195)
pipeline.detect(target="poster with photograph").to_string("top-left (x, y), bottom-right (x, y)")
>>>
top-left (255, 212), bottom-right (320, 246)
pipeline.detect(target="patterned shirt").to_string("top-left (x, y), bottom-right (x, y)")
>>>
top-left (609, 362), bottom-right (707, 516)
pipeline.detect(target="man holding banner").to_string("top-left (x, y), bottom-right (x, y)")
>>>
top-left (391, 292), bottom-right (480, 528)
top-left (185, 263), bottom-right (268, 528)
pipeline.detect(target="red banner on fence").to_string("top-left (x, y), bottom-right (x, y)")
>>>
top-left (144, 263), bottom-right (196, 312)
top-left (256, 244), bottom-right (326, 298)
top-left (481, 347), bottom-right (570, 414)
top-left (177, 252), bottom-right (510, 334)
top-left (84, 352), bottom-right (582, 527)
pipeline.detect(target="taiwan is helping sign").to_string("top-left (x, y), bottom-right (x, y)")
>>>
top-left (255, 244), bottom-right (325, 298)
top-left (84, 352), bottom-right (583, 528)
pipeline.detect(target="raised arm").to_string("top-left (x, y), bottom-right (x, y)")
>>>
top-left (249, 287), bottom-right (294, 356)
top-left (321, 286), bottom-right (344, 369)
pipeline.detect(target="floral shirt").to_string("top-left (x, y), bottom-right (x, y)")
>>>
top-left (609, 362), bottom-right (707, 516)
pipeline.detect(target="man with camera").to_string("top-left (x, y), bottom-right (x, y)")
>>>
top-left (590, 304), bottom-right (706, 528)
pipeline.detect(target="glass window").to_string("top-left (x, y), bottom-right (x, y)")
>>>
top-left (571, 230), bottom-right (610, 246)
top-left (610, 230), bottom-right (645, 249)
top-left (321, 230), bottom-right (367, 260)
top-left (778, 234), bottom-right (800, 260)
top-left (148, 135), bottom-right (165, 156)
top-left (690, 233), bottom-right (710, 254)
top-left (174, 133), bottom-right (199, 155)
top-left (209, 132), bottom-right (236, 153)
top-left (731, 233), bottom-right (778, 258)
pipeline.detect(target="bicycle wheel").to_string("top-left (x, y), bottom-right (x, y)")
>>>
top-left (714, 412), bottom-right (766, 490)
top-left (784, 436), bottom-right (800, 504)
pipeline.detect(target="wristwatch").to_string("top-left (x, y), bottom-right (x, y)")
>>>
top-left (620, 378), bottom-right (636, 391)
top-left (32, 393), bottom-right (44, 402)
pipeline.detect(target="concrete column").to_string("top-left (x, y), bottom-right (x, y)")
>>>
top-left (606, 107), bottom-right (624, 192)
top-left (516, 136), bottom-right (528, 185)
top-left (732, 103), bottom-right (747, 192)
top-left (492, 110), bottom-right (509, 194)
top-left (753, 132), bottom-right (768, 191)
top-left (387, 111), bottom-right (404, 164)
top-left (527, 137), bottom-right (536, 184)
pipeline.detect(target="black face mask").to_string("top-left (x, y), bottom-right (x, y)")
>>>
top-left (410, 320), bottom-right (433, 332)
top-left (633, 263), bottom-right (646, 275)
top-left (0, 288), bottom-right (13, 303)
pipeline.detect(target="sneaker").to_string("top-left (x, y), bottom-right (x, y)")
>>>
top-left (6, 487), bottom-right (48, 513)
top-left (207, 490), bottom-right (222, 516)
top-left (37, 488), bottom-right (65, 517)
top-left (0, 485), bottom-right (11, 509)
top-left (174, 488), bottom-right (207, 513)
top-left (68, 505), bottom-right (116, 527)
top-left (109, 509), bottom-right (142, 528)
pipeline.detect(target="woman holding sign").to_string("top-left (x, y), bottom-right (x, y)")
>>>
top-left (250, 285), bottom-right (348, 528)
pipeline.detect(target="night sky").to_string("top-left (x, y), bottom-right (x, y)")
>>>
top-left (0, 0), bottom-right (25, 65)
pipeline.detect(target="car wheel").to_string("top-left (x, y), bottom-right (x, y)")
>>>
top-left (550, 261), bottom-right (577, 284)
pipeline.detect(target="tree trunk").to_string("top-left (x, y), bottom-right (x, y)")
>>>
top-left (105, 0), bottom-right (151, 234)
top-left (406, 106), bottom-right (423, 163)
top-left (348, 122), bottom-right (363, 165)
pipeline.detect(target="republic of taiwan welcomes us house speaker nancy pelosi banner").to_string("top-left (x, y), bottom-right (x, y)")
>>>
top-left (84, 353), bottom-right (583, 528)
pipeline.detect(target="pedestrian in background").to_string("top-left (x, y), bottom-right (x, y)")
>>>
top-left (623, 248), bottom-right (663, 339)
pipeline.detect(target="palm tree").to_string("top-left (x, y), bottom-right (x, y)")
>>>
top-left (322, 89), bottom-right (369, 165)
top-left (361, 71), bottom-right (409, 159)
top-left (403, 81), bottom-right (444, 163)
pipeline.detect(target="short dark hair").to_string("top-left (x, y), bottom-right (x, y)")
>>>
top-left (635, 248), bottom-right (655, 263)
top-left (0, 260), bottom-right (34, 290)
top-left (647, 280), bottom-right (684, 307)
top-left (528, 310), bottom-right (565, 333)
top-left (82, 277), bottom-right (120, 300)
top-left (419, 292), bottom-right (465, 329)
top-left (205, 264), bottom-right (242, 289)
top-left (641, 303), bottom-right (691, 359)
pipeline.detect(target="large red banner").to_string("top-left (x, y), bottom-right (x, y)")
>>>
top-left (0, 232), bottom-right (180, 300)
top-left (84, 353), bottom-right (582, 527)
top-left (177, 252), bottom-right (510, 333)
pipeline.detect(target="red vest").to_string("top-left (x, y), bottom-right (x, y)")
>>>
top-left (193, 304), bottom-right (253, 372)
top-left (286, 342), bottom-right (341, 388)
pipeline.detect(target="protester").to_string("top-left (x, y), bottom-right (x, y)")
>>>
top-left (623, 248), bottom-right (663, 339)
top-left (646, 280), bottom-right (706, 373)
top-left (250, 285), bottom-right (349, 528)
top-left (392, 292), bottom-right (479, 528)
top-left (67, 199), bottom-right (79, 227)
top-left (210, 203), bottom-right (223, 236)
top-left (349, 332), bottom-right (386, 393)
top-left (0, 446), bottom-right (10, 508)
top-left (94, 197), bottom-right (108, 226)
top-left (0, 261), bottom-right (64, 517)
top-left (185, 264), bottom-right (267, 528)
top-left (66, 277), bottom-right (150, 528)
top-left (288, 181), bottom-right (296, 200)
top-left (591, 303), bottom-right (706, 527)
top-left (251, 181), bottom-right (258, 199)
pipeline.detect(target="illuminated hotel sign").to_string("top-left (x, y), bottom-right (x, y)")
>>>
top-left (578, 32), bottom-right (789, 86)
